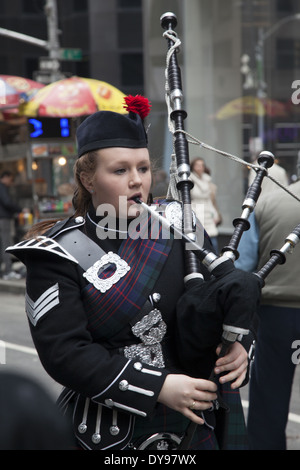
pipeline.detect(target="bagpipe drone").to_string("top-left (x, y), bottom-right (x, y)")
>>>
top-left (134, 12), bottom-right (300, 449)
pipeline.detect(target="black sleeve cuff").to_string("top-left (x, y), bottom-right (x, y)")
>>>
top-left (92, 360), bottom-right (169, 418)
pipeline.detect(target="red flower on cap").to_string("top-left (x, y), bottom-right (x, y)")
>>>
top-left (123, 95), bottom-right (151, 120)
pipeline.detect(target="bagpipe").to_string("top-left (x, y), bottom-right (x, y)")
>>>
top-left (135, 12), bottom-right (300, 448)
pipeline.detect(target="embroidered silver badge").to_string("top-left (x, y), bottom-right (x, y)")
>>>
top-left (164, 201), bottom-right (196, 231)
top-left (164, 201), bottom-right (183, 230)
top-left (83, 251), bottom-right (130, 293)
top-left (124, 309), bottom-right (167, 368)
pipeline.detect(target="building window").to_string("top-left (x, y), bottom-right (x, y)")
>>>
top-left (118, 0), bottom-right (142, 8)
top-left (121, 53), bottom-right (143, 86)
top-left (73, 0), bottom-right (88, 12)
top-left (214, 40), bottom-right (233, 67)
top-left (117, 12), bottom-right (143, 49)
top-left (22, 0), bottom-right (45, 14)
top-left (276, 0), bottom-right (294, 14)
top-left (25, 57), bottom-right (39, 80)
top-left (0, 56), bottom-right (8, 74)
top-left (276, 38), bottom-right (296, 69)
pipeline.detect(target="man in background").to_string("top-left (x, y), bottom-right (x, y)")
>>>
top-left (235, 161), bottom-right (300, 449)
top-left (0, 171), bottom-right (22, 280)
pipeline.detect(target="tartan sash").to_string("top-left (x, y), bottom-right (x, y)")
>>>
top-left (81, 213), bottom-right (173, 339)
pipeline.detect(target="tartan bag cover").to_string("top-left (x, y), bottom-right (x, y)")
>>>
top-left (214, 382), bottom-right (249, 450)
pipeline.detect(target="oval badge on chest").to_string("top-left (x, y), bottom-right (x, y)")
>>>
top-left (83, 251), bottom-right (130, 293)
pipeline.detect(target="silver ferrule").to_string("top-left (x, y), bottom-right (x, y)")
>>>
top-left (177, 163), bottom-right (190, 179)
top-left (240, 207), bottom-right (252, 220)
top-left (206, 255), bottom-right (229, 273)
top-left (242, 198), bottom-right (256, 211)
top-left (222, 324), bottom-right (249, 343)
top-left (202, 252), bottom-right (219, 269)
top-left (184, 272), bottom-right (204, 284)
top-left (170, 88), bottom-right (183, 110)
top-left (286, 232), bottom-right (300, 247)
top-left (279, 241), bottom-right (294, 255)
top-left (221, 251), bottom-right (237, 262)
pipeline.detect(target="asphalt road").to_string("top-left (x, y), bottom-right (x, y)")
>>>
top-left (1, 291), bottom-right (300, 450)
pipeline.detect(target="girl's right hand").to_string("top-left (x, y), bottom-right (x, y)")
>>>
top-left (157, 374), bottom-right (217, 424)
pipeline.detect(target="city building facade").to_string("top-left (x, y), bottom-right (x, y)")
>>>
top-left (0, 0), bottom-right (300, 234)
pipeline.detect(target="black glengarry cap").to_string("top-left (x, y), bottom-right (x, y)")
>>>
top-left (76, 95), bottom-right (151, 158)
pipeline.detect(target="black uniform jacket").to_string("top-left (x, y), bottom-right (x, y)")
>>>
top-left (6, 201), bottom-right (255, 450)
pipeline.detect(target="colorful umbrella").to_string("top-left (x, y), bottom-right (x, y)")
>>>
top-left (0, 81), bottom-right (21, 109)
top-left (0, 75), bottom-right (45, 116)
top-left (19, 76), bottom-right (127, 117)
top-left (215, 96), bottom-right (288, 119)
top-left (0, 75), bottom-right (44, 97)
top-left (0, 75), bottom-right (45, 113)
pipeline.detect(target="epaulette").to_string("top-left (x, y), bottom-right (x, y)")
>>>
top-left (6, 236), bottom-right (79, 264)
top-left (45, 215), bottom-right (85, 239)
top-left (6, 216), bottom-right (86, 264)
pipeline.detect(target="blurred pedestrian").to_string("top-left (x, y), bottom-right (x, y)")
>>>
top-left (0, 170), bottom-right (22, 280)
top-left (235, 169), bottom-right (300, 449)
top-left (190, 157), bottom-right (222, 253)
top-left (0, 371), bottom-right (75, 450)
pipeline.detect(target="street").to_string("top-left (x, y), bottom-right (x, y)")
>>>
top-left (1, 291), bottom-right (62, 399)
top-left (1, 290), bottom-right (300, 450)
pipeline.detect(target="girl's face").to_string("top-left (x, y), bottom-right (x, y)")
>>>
top-left (81, 147), bottom-right (152, 218)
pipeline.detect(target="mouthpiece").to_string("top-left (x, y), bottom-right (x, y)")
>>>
top-left (133, 196), bottom-right (142, 204)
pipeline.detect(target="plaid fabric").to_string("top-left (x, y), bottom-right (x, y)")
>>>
top-left (131, 383), bottom-right (247, 451)
top-left (81, 214), bottom-right (173, 339)
top-left (214, 382), bottom-right (249, 450)
top-left (132, 404), bottom-right (219, 450)
top-left (130, 383), bottom-right (248, 451)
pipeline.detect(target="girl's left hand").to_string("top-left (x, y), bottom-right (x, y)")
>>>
top-left (214, 341), bottom-right (248, 389)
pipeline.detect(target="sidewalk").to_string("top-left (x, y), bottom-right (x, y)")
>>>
top-left (0, 277), bottom-right (25, 295)
top-left (0, 260), bottom-right (26, 295)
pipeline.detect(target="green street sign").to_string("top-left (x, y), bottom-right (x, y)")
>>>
top-left (59, 48), bottom-right (82, 61)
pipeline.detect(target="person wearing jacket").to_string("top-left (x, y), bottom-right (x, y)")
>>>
top-left (190, 158), bottom-right (222, 254)
top-left (235, 175), bottom-right (300, 450)
top-left (6, 96), bottom-right (259, 450)
top-left (0, 171), bottom-right (21, 280)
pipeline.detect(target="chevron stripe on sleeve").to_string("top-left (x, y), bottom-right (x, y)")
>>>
top-left (26, 283), bottom-right (60, 326)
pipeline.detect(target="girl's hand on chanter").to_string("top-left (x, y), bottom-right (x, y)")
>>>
top-left (214, 341), bottom-right (248, 389)
top-left (157, 374), bottom-right (217, 424)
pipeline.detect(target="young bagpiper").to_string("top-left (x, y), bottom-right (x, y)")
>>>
top-left (7, 96), bottom-right (256, 450)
